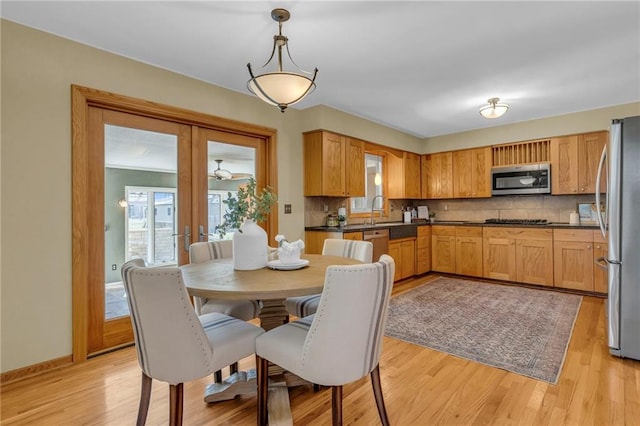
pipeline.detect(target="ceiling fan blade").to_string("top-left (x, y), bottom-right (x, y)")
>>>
top-left (229, 173), bottom-right (254, 180)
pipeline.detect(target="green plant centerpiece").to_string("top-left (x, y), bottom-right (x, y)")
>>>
top-left (215, 178), bottom-right (278, 237)
top-left (215, 178), bottom-right (278, 270)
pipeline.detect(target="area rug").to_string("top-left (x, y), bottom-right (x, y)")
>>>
top-left (385, 277), bottom-right (582, 384)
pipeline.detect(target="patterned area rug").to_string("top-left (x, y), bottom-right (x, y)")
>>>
top-left (385, 277), bottom-right (582, 384)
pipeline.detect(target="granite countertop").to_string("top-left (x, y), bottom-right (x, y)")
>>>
top-left (305, 220), bottom-right (599, 233)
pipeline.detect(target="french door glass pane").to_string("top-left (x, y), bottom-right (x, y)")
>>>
top-left (104, 124), bottom-right (177, 320)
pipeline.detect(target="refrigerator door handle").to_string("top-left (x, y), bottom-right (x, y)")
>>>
top-left (595, 144), bottom-right (608, 238)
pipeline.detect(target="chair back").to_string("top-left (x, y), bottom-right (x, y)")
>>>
top-left (189, 240), bottom-right (233, 264)
top-left (322, 239), bottom-right (373, 263)
top-left (121, 260), bottom-right (215, 385)
top-left (300, 254), bottom-right (395, 385)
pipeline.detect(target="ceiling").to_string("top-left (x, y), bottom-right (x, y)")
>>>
top-left (2, 1), bottom-right (639, 139)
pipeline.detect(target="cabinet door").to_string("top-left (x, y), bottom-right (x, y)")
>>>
top-left (404, 152), bottom-right (422, 199)
top-left (345, 137), bottom-right (365, 197)
top-left (400, 240), bottom-right (416, 279)
top-left (593, 240), bottom-right (609, 293)
top-left (516, 239), bottom-right (553, 286)
top-left (388, 241), bottom-right (402, 282)
top-left (322, 132), bottom-right (347, 196)
top-left (420, 155), bottom-right (430, 199)
top-left (551, 135), bottom-right (579, 194)
top-left (438, 152), bottom-right (454, 198)
top-left (431, 235), bottom-right (456, 273)
top-left (472, 147), bottom-right (492, 198)
top-left (453, 149), bottom-right (473, 198)
top-left (456, 237), bottom-right (483, 277)
top-left (553, 241), bottom-right (594, 291)
top-left (578, 131), bottom-right (607, 194)
top-left (483, 237), bottom-right (516, 280)
top-left (416, 226), bottom-right (431, 274)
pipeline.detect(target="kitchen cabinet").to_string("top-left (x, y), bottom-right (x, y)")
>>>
top-left (304, 230), bottom-right (343, 254)
top-left (483, 227), bottom-right (553, 286)
top-left (303, 130), bottom-right (365, 197)
top-left (387, 151), bottom-right (422, 199)
top-left (389, 238), bottom-right (415, 281)
top-left (431, 226), bottom-right (456, 273)
top-left (553, 229), bottom-right (594, 291)
top-left (422, 152), bottom-right (453, 199)
top-left (453, 147), bottom-right (492, 198)
top-left (455, 226), bottom-right (483, 277)
top-left (593, 230), bottom-right (608, 294)
top-left (415, 225), bottom-right (431, 274)
top-left (550, 131), bottom-right (607, 195)
top-left (342, 231), bottom-right (363, 241)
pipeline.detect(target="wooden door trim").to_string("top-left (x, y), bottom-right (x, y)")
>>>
top-left (71, 85), bottom-right (278, 362)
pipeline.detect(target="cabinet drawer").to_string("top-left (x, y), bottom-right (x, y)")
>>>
top-left (554, 229), bottom-right (593, 242)
top-left (593, 230), bottom-right (607, 244)
top-left (416, 236), bottom-right (430, 249)
top-left (417, 225), bottom-right (431, 238)
top-left (483, 226), bottom-right (552, 240)
top-left (342, 231), bottom-right (363, 241)
top-left (431, 225), bottom-right (455, 236)
top-left (455, 226), bottom-right (482, 237)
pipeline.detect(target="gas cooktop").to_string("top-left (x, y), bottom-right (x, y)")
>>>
top-left (484, 218), bottom-right (548, 225)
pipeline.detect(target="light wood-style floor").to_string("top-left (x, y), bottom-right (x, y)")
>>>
top-left (1, 275), bottom-right (639, 425)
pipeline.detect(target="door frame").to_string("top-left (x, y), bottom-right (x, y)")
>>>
top-left (71, 85), bottom-right (278, 362)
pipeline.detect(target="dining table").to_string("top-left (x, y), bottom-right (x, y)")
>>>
top-left (180, 253), bottom-right (362, 423)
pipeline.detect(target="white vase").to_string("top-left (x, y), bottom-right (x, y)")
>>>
top-left (232, 219), bottom-right (268, 270)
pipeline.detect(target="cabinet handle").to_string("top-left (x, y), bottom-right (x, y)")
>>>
top-left (580, 188), bottom-right (585, 192)
top-left (587, 245), bottom-right (591, 249)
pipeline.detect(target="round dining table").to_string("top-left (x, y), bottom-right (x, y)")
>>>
top-left (179, 253), bottom-right (362, 413)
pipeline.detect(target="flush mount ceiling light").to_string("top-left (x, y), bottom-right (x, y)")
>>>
top-left (247, 8), bottom-right (318, 113)
top-left (479, 97), bottom-right (509, 119)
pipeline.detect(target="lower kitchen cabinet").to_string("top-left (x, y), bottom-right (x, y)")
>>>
top-left (593, 230), bottom-right (608, 294)
top-left (415, 225), bottom-right (431, 274)
top-left (342, 231), bottom-right (363, 241)
top-left (553, 229), bottom-right (594, 291)
top-left (455, 227), bottom-right (483, 277)
top-left (483, 227), bottom-right (553, 286)
top-left (389, 238), bottom-right (415, 282)
top-left (304, 230), bottom-right (350, 254)
top-left (431, 226), bottom-right (456, 273)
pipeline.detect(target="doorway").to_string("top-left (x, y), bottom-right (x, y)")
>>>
top-left (72, 85), bottom-right (277, 360)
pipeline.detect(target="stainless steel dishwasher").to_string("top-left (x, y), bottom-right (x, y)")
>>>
top-left (363, 228), bottom-right (389, 262)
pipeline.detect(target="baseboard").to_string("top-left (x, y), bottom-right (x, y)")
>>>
top-left (0, 355), bottom-right (73, 385)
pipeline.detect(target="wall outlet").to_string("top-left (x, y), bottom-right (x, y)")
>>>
top-left (284, 204), bottom-right (292, 214)
top-left (112, 264), bottom-right (117, 271)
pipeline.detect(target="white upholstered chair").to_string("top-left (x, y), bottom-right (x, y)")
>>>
top-left (256, 255), bottom-right (395, 426)
top-left (284, 239), bottom-right (373, 318)
top-left (189, 240), bottom-right (261, 381)
top-left (121, 259), bottom-right (264, 426)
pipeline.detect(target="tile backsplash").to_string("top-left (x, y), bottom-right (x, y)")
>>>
top-left (304, 194), bottom-right (596, 227)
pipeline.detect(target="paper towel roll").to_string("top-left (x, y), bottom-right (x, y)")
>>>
top-left (569, 211), bottom-right (580, 225)
top-left (403, 211), bottom-right (412, 223)
top-left (338, 207), bottom-right (346, 217)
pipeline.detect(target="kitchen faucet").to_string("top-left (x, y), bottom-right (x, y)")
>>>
top-left (370, 195), bottom-right (385, 225)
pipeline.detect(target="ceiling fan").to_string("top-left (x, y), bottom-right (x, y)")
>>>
top-left (209, 159), bottom-right (253, 181)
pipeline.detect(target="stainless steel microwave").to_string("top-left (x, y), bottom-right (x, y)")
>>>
top-left (491, 163), bottom-right (551, 195)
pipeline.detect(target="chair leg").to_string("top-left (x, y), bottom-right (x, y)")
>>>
top-left (214, 370), bottom-right (223, 383)
top-left (136, 372), bottom-right (153, 426)
top-left (169, 383), bottom-right (184, 426)
top-left (370, 365), bottom-right (390, 426)
top-left (332, 386), bottom-right (343, 426)
top-left (230, 362), bottom-right (239, 375)
top-left (257, 355), bottom-right (269, 426)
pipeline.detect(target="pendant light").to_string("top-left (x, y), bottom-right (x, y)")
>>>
top-left (479, 97), bottom-right (509, 119)
top-left (247, 8), bottom-right (318, 113)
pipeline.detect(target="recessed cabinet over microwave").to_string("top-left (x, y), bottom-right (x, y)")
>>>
top-left (491, 163), bottom-right (551, 195)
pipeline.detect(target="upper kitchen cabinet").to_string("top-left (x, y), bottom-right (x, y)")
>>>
top-left (550, 131), bottom-right (607, 195)
top-left (387, 151), bottom-right (421, 199)
top-left (422, 152), bottom-right (453, 199)
top-left (303, 130), bottom-right (365, 197)
top-left (452, 147), bottom-right (492, 198)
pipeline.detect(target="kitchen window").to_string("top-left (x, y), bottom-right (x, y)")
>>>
top-left (350, 153), bottom-right (385, 215)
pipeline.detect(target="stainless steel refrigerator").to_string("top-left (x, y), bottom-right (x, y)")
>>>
top-left (596, 115), bottom-right (640, 360)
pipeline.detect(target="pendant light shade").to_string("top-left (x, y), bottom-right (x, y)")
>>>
top-left (247, 8), bottom-right (318, 112)
top-left (479, 97), bottom-right (509, 119)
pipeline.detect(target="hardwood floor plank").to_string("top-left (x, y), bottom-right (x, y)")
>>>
top-left (2, 275), bottom-right (639, 425)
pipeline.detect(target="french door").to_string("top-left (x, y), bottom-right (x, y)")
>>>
top-left (72, 85), bottom-right (277, 360)
top-left (86, 108), bottom-right (193, 354)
